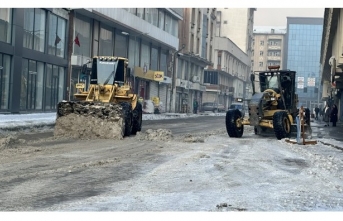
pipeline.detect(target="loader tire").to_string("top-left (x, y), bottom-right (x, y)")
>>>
top-left (225, 109), bottom-right (244, 138)
top-left (120, 102), bottom-right (133, 137)
top-left (273, 111), bottom-right (291, 140)
top-left (131, 102), bottom-right (142, 135)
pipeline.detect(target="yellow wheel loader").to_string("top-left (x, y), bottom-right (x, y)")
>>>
top-left (225, 65), bottom-right (311, 140)
top-left (54, 56), bottom-right (142, 139)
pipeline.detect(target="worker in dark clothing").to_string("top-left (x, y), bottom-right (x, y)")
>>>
top-left (314, 106), bottom-right (320, 120)
top-left (330, 104), bottom-right (338, 127)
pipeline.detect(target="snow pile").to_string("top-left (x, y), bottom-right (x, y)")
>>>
top-left (136, 129), bottom-right (173, 141)
top-left (0, 135), bottom-right (25, 150)
top-left (0, 113), bottom-right (56, 129)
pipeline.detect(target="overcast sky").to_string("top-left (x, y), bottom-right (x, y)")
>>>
top-left (254, 8), bottom-right (325, 26)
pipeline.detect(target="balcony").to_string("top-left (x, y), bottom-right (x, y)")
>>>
top-left (268, 45), bottom-right (281, 50)
top-left (267, 56), bottom-right (281, 61)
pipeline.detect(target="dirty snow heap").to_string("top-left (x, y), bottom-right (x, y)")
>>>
top-left (54, 101), bottom-right (124, 139)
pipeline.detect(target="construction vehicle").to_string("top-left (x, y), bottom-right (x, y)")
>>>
top-left (55, 56), bottom-right (142, 139)
top-left (225, 65), bottom-right (311, 140)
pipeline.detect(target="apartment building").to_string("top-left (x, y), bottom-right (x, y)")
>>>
top-left (321, 8), bottom-right (343, 121)
top-left (70, 8), bottom-right (183, 113)
top-left (251, 26), bottom-right (286, 92)
top-left (174, 8), bottom-right (215, 113)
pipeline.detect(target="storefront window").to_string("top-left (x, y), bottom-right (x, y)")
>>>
top-left (58, 67), bottom-right (65, 102)
top-left (20, 59), bottom-right (40, 110)
top-left (45, 64), bottom-right (52, 110)
top-left (48, 13), bottom-right (67, 58)
top-left (0, 8), bottom-right (12, 44)
top-left (36, 62), bottom-right (44, 110)
top-left (23, 9), bottom-right (46, 52)
top-left (99, 25), bottom-right (113, 56)
top-left (114, 32), bottom-right (128, 58)
top-left (74, 15), bottom-right (91, 57)
top-left (140, 42), bottom-right (150, 68)
top-left (0, 54), bottom-right (11, 110)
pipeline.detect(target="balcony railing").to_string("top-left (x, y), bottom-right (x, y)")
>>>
top-left (267, 56), bottom-right (281, 61)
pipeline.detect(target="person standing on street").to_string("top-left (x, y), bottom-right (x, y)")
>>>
top-left (193, 99), bottom-right (198, 114)
top-left (330, 104), bottom-right (338, 127)
top-left (324, 104), bottom-right (330, 126)
top-left (315, 106), bottom-right (320, 120)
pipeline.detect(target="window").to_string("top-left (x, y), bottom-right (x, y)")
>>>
top-left (20, 59), bottom-right (44, 110)
top-left (140, 42), bottom-right (150, 68)
top-left (99, 25), bottom-right (113, 56)
top-left (74, 15), bottom-right (91, 57)
top-left (45, 64), bottom-right (65, 110)
top-left (137, 8), bottom-right (144, 19)
top-left (0, 53), bottom-right (11, 110)
top-left (128, 36), bottom-right (140, 68)
top-left (158, 9), bottom-right (165, 29)
top-left (218, 55), bottom-right (221, 65)
top-left (0, 8), bottom-right (12, 43)
top-left (48, 13), bottom-right (66, 58)
top-left (223, 20), bottom-right (227, 24)
top-left (151, 47), bottom-right (158, 70)
top-left (23, 9), bottom-right (47, 52)
top-left (165, 13), bottom-right (172, 35)
top-left (128, 8), bottom-right (137, 15)
top-left (259, 62), bottom-right (263, 67)
top-left (114, 32), bottom-right (128, 57)
top-left (260, 41), bottom-right (264, 45)
top-left (177, 59), bottom-right (182, 78)
top-left (160, 50), bottom-right (168, 77)
top-left (259, 51), bottom-right (263, 56)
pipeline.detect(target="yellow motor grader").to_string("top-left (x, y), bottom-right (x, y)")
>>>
top-left (55, 56), bottom-right (142, 139)
top-left (225, 65), bottom-right (311, 140)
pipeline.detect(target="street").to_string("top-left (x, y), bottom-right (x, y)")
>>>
top-left (0, 115), bottom-right (343, 211)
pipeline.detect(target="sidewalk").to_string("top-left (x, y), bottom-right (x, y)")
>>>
top-left (0, 112), bottom-right (226, 130)
top-left (311, 118), bottom-right (343, 142)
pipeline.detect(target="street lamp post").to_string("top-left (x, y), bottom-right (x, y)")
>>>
top-left (170, 44), bottom-right (185, 113)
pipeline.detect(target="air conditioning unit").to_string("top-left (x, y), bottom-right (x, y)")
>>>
top-left (192, 76), bottom-right (200, 83)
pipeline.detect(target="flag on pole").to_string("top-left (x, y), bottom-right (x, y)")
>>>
top-left (54, 33), bottom-right (61, 46)
top-left (74, 34), bottom-right (80, 47)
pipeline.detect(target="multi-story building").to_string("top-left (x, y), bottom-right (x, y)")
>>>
top-left (214, 8), bottom-right (255, 101)
top-left (251, 26), bottom-right (286, 92)
top-left (205, 37), bottom-right (250, 109)
top-left (284, 17), bottom-right (323, 109)
top-left (320, 8), bottom-right (343, 121)
top-left (0, 8), bottom-right (183, 114)
top-left (70, 8), bottom-right (183, 113)
top-left (174, 8), bottom-right (215, 113)
top-left (0, 8), bottom-right (69, 113)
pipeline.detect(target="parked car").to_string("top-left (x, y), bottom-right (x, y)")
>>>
top-left (228, 102), bottom-right (246, 117)
top-left (201, 102), bottom-right (225, 113)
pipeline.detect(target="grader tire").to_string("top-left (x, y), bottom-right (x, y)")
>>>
top-left (225, 109), bottom-right (244, 138)
top-left (131, 102), bottom-right (142, 135)
top-left (120, 102), bottom-right (133, 137)
top-left (273, 111), bottom-right (291, 140)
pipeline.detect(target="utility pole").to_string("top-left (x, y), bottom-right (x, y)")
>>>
top-left (170, 44), bottom-right (185, 113)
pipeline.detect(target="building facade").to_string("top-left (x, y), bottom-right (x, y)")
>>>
top-left (320, 8), bottom-right (343, 122)
top-left (70, 8), bottom-right (182, 113)
top-left (204, 37), bottom-right (250, 109)
top-left (284, 17), bottom-right (323, 109)
top-left (0, 8), bottom-right (69, 113)
top-left (251, 26), bottom-right (286, 92)
top-left (173, 8), bottom-right (215, 113)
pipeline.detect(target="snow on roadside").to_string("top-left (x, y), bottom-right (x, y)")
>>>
top-left (0, 112), bottom-right (226, 129)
